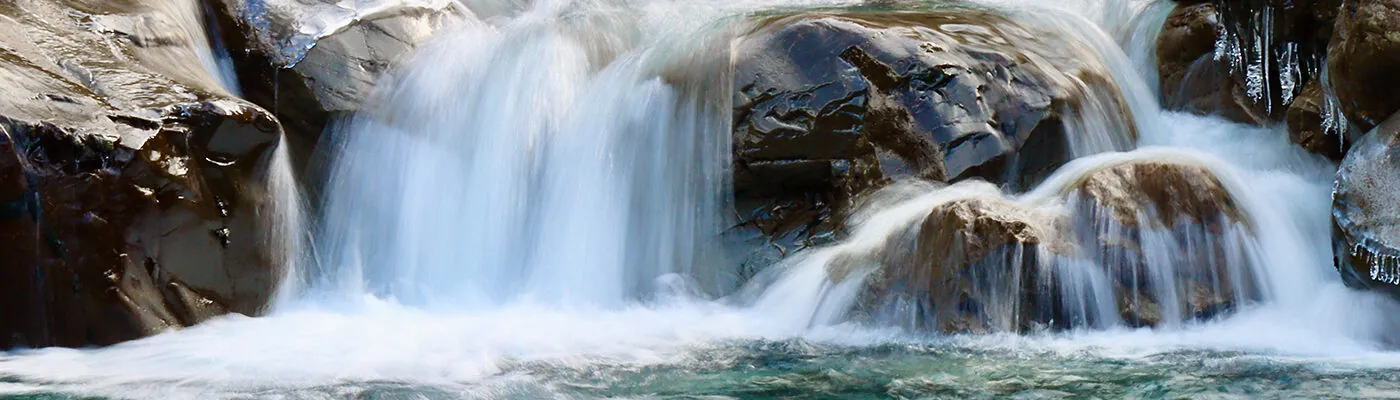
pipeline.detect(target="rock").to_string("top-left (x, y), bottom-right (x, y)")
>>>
top-left (855, 195), bottom-right (1052, 333)
top-left (0, 0), bottom-right (284, 348)
top-left (728, 10), bottom-right (1132, 277)
top-left (1327, 0), bottom-right (1400, 132)
top-left (1333, 112), bottom-right (1400, 297)
top-left (207, 0), bottom-right (467, 144)
top-left (1156, 2), bottom-right (1259, 123)
top-left (1063, 160), bottom-right (1258, 327)
top-left (1287, 81), bottom-right (1346, 159)
top-left (1159, 0), bottom-right (1344, 125)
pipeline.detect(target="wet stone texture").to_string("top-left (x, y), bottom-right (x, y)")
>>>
top-left (728, 10), bottom-right (1119, 278)
top-left (1063, 161), bottom-right (1257, 328)
top-left (206, 0), bottom-right (466, 165)
top-left (1159, 0), bottom-right (1350, 159)
top-left (854, 196), bottom-right (1050, 334)
top-left (0, 0), bottom-right (283, 348)
top-left (849, 161), bottom-right (1260, 334)
top-left (1334, 113), bottom-right (1400, 299)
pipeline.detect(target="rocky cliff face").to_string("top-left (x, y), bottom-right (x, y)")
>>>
top-left (0, 0), bottom-right (284, 348)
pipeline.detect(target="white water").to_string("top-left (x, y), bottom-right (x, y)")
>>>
top-left (2, 0), bottom-right (1399, 398)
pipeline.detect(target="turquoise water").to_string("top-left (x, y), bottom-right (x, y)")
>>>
top-left (5, 336), bottom-right (1400, 399)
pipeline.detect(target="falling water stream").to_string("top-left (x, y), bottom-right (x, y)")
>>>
top-left (4, 0), bottom-right (1400, 398)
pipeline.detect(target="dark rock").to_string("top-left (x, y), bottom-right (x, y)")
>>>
top-left (1334, 112), bottom-right (1400, 297)
top-left (729, 10), bottom-right (1130, 277)
top-left (1327, 0), bottom-right (1400, 132)
top-left (1159, 0), bottom-right (1344, 125)
top-left (0, 0), bottom-right (284, 348)
top-left (1287, 80), bottom-right (1346, 159)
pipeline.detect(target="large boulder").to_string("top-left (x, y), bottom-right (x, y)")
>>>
top-left (728, 10), bottom-right (1133, 277)
top-left (1063, 160), bottom-right (1258, 327)
top-left (848, 160), bottom-right (1258, 334)
top-left (1156, 2), bottom-right (1260, 123)
top-left (1327, 0), bottom-right (1400, 132)
top-left (0, 0), bottom-right (285, 348)
top-left (207, 0), bottom-right (468, 143)
top-left (1334, 113), bottom-right (1400, 297)
top-left (855, 195), bottom-right (1051, 333)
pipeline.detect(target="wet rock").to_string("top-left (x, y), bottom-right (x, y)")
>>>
top-left (1156, 2), bottom-right (1263, 123)
top-left (1159, 0), bottom-right (1344, 125)
top-left (856, 195), bottom-right (1051, 334)
top-left (0, 0), bottom-right (284, 348)
top-left (1333, 112), bottom-right (1400, 297)
top-left (207, 0), bottom-right (466, 143)
top-left (1326, 0), bottom-right (1400, 132)
top-left (1064, 161), bottom-right (1257, 327)
top-left (729, 10), bottom-right (1129, 276)
top-left (1287, 81), bottom-right (1346, 159)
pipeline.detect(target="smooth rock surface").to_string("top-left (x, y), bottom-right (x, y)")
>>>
top-left (1327, 0), bottom-right (1400, 132)
top-left (208, 0), bottom-right (467, 142)
top-left (1334, 112), bottom-right (1400, 297)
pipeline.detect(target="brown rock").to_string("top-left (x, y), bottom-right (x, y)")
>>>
top-left (1327, 0), bottom-right (1400, 131)
top-left (0, 0), bottom-right (285, 348)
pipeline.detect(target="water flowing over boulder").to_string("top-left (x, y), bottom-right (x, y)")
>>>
top-left (1061, 160), bottom-right (1258, 327)
top-left (0, 0), bottom-right (284, 348)
top-left (847, 159), bottom-right (1261, 333)
top-left (1326, 0), bottom-right (1400, 133)
top-left (206, 0), bottom-right (467, 142)
top-left (1334, 113), bottom-right (1400, 298)
top-left (728, 10), bottom-right (1134, 277)
top-left (856, 195), bottom-right (1052, 333)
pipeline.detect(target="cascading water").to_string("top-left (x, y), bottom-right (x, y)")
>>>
top-left (4, 0), bottom-right (1400, 398)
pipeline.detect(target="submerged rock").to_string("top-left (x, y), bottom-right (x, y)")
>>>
top-left (0, 0), bottom-right (284, 348)
top-left (207, 0), bottom-right (467, 142)
top-left (1334, 113), bottom-right (1400, 298)
top-left (1327, 0), bottom-right (1400, 132)
top-left (729, 9), bottom-right (1132, 277)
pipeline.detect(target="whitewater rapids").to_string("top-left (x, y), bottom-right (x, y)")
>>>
top-left (2, 0), bottom-right (1400, 398)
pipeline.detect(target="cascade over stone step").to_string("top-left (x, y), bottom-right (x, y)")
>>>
top-left (728, 9), bottom-right (1134, 278)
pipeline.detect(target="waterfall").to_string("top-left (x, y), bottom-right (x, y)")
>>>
top-left (306, 0), bottom-right (762, 309)
top-left (4, 1), bottom-right (1400, 397)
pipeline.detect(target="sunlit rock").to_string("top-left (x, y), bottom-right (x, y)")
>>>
top-left (207, 0), bottom-right (468, 142)
top-left (0, 0), bottom-right (284, 348)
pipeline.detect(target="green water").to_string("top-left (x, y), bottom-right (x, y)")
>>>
top-left (5, 338), bottom-right (1398, 399)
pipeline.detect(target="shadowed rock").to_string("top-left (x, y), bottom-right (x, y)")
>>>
top-left (1334, 112), bottom-right (1400, 298)
top-left (1327, 0), bottom-right (1400, 132)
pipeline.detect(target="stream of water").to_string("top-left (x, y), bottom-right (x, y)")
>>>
top-left (2, 0), bottom-right (1399, 398)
